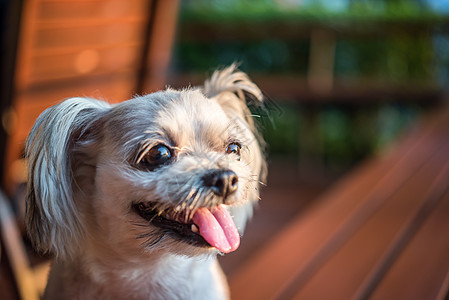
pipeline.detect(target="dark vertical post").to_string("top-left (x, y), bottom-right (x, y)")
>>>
top-left (0, 0), bottom-right (23, 188)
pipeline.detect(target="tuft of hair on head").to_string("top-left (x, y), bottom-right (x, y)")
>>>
top-left (204, 63), bottom-right (263, 104)
top-left (203, 64), bottom-right (264, 131)
top-left (25, 97), bottom-right (110, 258)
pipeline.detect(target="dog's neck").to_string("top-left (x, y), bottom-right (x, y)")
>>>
top-left (44, 252), bottom-right (228, 300)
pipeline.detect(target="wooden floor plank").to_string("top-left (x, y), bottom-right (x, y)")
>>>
top-left (230, 110), bottom-right (449, 300)
top-left (353, 160), bottom-right (449, 300)
top-left (230, 157), bottom-right (398, 299)
top-left (291, 139), bottom-right (449, 300)
top-left (370, 187), bottom-right (449, 300)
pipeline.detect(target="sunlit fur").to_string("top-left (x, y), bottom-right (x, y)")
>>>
top-left (25, 65), bottom-right (266, 299)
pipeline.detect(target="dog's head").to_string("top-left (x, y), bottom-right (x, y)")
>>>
top-left (26, 65), bottom-right (266, 260)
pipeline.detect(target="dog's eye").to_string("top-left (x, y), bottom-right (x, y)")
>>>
top-left (226, 142), bottom-right (241, 159)
top-left (141, 144), bottom-right (172, 169)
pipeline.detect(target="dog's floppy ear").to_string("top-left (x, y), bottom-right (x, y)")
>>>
top-left (25, 97), bottom-right (110, 258)
top-left (204, 64), bottom-right (263, 129)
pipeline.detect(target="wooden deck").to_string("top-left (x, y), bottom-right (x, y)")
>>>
top-left (228, 106), bottom-right (449, 300)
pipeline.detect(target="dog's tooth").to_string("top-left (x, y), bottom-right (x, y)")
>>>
top-left (191, 224), bottom-right (199, 233)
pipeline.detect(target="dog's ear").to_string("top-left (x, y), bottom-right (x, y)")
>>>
top-left (25, 97), bottom-right (110, 258)
top-left (204, 64), bottom-right (263, 129)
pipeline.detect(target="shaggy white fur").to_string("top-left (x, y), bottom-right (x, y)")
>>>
top-left (25, 65), bottom-right (266, 299)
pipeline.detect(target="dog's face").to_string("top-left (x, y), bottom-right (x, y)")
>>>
top-left (91, 90), bottom-right (262, 258)
top-left (26, 66), bottom-right (265, 261)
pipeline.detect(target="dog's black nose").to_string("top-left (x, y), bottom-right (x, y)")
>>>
top-left (202, 170), bottom-right (238, 198)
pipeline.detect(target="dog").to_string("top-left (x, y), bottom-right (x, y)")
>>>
top-left (25, 65), bottom-right (266, 299)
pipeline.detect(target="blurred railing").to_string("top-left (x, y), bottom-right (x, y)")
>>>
top-left (169, 3), bottom-right (449, 175)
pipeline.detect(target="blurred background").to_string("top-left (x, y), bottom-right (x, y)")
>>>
top-left (1, 0), bottom-right (449, 299)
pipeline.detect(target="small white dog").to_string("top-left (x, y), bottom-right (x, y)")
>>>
top-left (25, 65), bottom-right (266, 299)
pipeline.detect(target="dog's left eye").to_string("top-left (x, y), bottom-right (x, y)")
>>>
top-left (141, 144), bottom-right (172, 170)
top-left (226, 142), bottom-right (241, 159)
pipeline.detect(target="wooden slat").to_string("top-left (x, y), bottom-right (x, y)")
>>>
top-left (33, 41), bottom-right (141, 57)
top-left (15, 0), bottom-right (40, 89)
top-left (436, 269), bottom-right (449, 300)
top-left (279, 111), bottom-right (449, 300)
top-left (38, 0), bottom-right (147, 21)
top-left (139, 0), bottom-right (180, 93)
top-left (30, 44), bottom-right (142, 83)
top-left (15, 0), bottom-right (150, 88)
top-left (36, 17), bottom-right (145, 30)
top-left (369, 189), bottom-right (449, 300)
top-left (229, 109), bottom-right (449, 300)
top-left (353, 157), bottom-right (449, 300)
top-left (291, 138), bottom-right (449, 299)
top-left (34, 20), bottom-right (145, 49)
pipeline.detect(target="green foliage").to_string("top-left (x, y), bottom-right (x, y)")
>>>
top-left (262, 103), bottom-right (420, 171)
top-left (174, 0), bottom-right (444, 171)
top-left (334, 34), bottom-right (435, 81)
top-left (173, 40), bottom-right (309, 74)
top-left (261, 103), bottom-right (301, 156)
top-left (180, 0), bottom-right (447, 23)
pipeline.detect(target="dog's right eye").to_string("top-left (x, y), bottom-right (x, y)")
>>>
top-left (141, 144), bottom-right (172, 170)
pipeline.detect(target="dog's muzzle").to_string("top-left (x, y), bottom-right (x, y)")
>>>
top-left (133, 169), bottom-right (241, 253)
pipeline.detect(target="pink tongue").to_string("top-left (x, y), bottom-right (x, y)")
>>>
top-left (192, 205), bottom-right (240, 253)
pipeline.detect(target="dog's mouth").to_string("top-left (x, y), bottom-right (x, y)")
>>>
top-left (133, 202), bottom-right (240, 253)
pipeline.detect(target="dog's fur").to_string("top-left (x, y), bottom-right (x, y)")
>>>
top-left (25, 65), bottom-right (266, 299)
